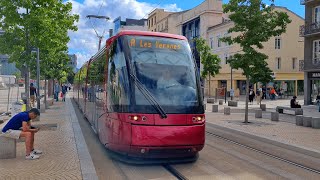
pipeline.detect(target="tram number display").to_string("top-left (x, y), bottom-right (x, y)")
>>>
top-left (129, 38), bottom-right (181, 50)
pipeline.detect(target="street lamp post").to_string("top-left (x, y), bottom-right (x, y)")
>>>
top-left (86, 15), bottom-right (110, 50)
top-left (230, 66), bottom-right (233, 100)
top-left (32, 48), bottom-right (40, 109)
top-left (36, 48), bottom-right (40, 109)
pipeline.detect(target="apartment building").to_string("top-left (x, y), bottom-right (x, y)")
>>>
top-left (148, 0), bottom-right (224, 73)
top-left (207, 6), bottom-right (304, 97)
top-left (300, 0), bottom-right (320, 105)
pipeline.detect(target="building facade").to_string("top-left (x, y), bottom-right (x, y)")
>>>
top-left (68, 54), bottom-right (77, 73)
top-left (207, 6), bottom-right (304, 97)
top-left (114, 16), bottom-right (148, 35)
top-left (301, 0), bottom-right (320, 105)
top-left (0, 30), bottom-right (19, 75)
top-left (148, 0), bottom-right (224, 73)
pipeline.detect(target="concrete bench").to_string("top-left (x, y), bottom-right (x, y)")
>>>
top-left (46, 99), bottom-right (54, 107)
top-left (219, 100), bottom-right (223, 105)
top-left (255, 109), bottom-right (262, 118)
top-left (212, 105), bottom-right (219, 112)
top-left (271, 112), bottom-right (279, 121)
top-left (228, 100), bottom-right (238, 107)
top-left (312, 117), bottom-right (320, 129)
top-left (0, 137), bottom-right (16, 159)
top-left (276, 106), bottom-right (303, 115)
top-left (296, 115), bottom-right (303, 126)
top-left (303, 116), bottom-right (312, 127)
top-left (260, 104), bottom-right (266, 111)
top-left (207, 98), bottom-right (215, 104)
top-left (224, 107), bottom-right (230, 115)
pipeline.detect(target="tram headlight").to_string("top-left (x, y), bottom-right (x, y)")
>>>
top-left (192, 116), bottom-right (205, 122)
top-left (129, 115), bottom-right (140, 121)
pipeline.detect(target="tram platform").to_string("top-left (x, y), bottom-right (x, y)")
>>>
top-left (205, 98), bottom-right (320, 158)
top-left (0, 95), bottom-right (97, 180)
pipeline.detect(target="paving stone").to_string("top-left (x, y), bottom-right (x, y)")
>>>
top-left (0, 96), bottom-right (83, 180)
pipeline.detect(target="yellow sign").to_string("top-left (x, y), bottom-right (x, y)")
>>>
top-left (129, 38), bottom-right (181, 50)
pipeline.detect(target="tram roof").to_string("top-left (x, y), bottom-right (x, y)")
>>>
top-left (112, 30), bottom-right (187, 41)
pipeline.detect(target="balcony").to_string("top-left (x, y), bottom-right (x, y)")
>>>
top-left (300, 22), bottom-right (320, 36)
top-left (300, 0), bottom-right (317, 5)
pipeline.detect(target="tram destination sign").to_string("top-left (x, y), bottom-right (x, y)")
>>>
top-left (309, 72), bottom-right (320, 78)
top-left (128, 37), bottom-right (183, 50)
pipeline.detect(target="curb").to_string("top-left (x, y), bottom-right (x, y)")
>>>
top-left (206, 122), bottom-right (320, 159)
top-left (66, 96), bottom-right (98, 180)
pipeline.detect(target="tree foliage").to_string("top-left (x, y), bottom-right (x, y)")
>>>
top-left (222, 0), bottom-right (291, 83)
top-left (222, 0), bottom-right (291, 123)
top-left (0, 0), bottom-right (79, 81)
top-left (195, 38), bottom-right (221, 79)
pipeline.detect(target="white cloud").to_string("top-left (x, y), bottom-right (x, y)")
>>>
top-left (66, 0), bottom-right (182, 68)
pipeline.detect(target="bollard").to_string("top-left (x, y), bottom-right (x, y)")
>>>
top-left (0, 137), bottom-right (16, 159)
top-left (207, 98), bottom-right (215, 104)
top-left (255, 109), bottom-right (262, 118)
top-left (212, 105), bottom-right (219, 112)
top-left (271, 112), bottom-right (279, 121)
top-left (260, 104), bottom-right (266, 111)
top-left (312, 117), bottom-right (320, 129)
top-left (228, 101), bottom-right (238, 107)
top-left (303, 116), bottom-right (312, 127)
top-left (224, 107), bottom-right (230, 115)
top-left (296, 115), bottom-right (303, 126)
top-left (219, 100), bottom-right (223, 105)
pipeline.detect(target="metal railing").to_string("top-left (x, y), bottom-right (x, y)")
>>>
top-left (300, 22), bottom-right (320, 36)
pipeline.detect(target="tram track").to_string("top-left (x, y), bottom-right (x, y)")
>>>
top-left (205, 131), bottom-right (320, 175)
top-left (163, 164), bottom-right (188, 180)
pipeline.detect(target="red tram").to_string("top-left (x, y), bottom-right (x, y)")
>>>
top-left (73, 30), bottom-right (205, 162)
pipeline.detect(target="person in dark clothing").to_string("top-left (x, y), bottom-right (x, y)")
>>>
top-left (249, 89), bottom-right (255, 105)
top-left (30, 83), bottom-right (37, 108)
top-left (290, 96), bottom-right (301, 108)
top-left (1, 108), bottom-right (42, 160)
top-left (61, 84), bottom-right (67, 102)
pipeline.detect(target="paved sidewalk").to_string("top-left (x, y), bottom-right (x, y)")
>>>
top-left (205, 97), bottom-right (320, 156)
top-left (0, 96), bottom-right (97, 180)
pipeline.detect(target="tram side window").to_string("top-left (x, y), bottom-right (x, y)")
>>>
top-left (107, 41), bottom-right (130, 112)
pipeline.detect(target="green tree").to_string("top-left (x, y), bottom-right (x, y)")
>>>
top-left (222, 0), bottom-right (291, 123)
top-left (0, 0), bottom-right (79, 109)
top-left (195, 38), bottom-right (221, 97)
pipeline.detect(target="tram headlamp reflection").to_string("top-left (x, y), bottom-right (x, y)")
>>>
top-left (133, 116), bottom-right (139, 121)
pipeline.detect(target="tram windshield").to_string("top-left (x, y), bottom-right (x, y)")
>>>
top-left (123, 35), bottom-right (202, 114)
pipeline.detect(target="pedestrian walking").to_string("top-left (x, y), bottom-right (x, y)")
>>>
top-left (29, 83), bottom-right (37, 108)
top-left (61, 84), bottom-right (67, 102)
top-left (317, 95), bottom-right (320, 112)
top-left (256, 86), bottom-right (262, 105)
top-left (0, 108), bottom-right (42, 160)
top-left (54, 82), bottom-right (60, 102)
top-left (249, 88), bottom-right (255, 105)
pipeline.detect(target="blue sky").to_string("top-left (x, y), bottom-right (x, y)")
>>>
top-left (69, 0), bottom-right (305, 68)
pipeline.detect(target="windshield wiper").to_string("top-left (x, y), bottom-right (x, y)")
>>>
top-left (130, 73), bottom-right (167, 119)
